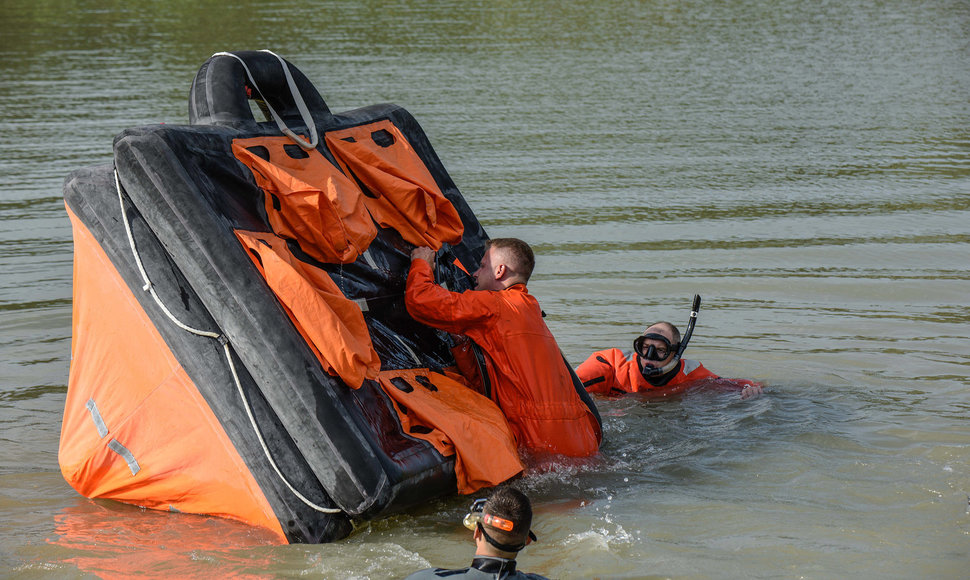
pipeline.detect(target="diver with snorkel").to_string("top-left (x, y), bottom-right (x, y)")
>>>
top-left (576, 295), bottom-right (763, 398)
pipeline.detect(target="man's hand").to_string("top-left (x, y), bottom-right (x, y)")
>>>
top-left (411, 246), bottom-right (436, 267)
top-left (740, 384), bottom-right (763, 400)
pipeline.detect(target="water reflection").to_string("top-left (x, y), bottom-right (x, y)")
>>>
top-left (49, 500), bottom-right (279, 579)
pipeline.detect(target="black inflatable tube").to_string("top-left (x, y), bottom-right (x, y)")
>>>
top-left (189, 50), bottom-right (332, 129)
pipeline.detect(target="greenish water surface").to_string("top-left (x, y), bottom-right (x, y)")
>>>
top-left (1, 1), bottom-right (968, 578)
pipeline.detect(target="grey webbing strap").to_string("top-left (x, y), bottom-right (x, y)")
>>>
top-left (211, 50), bottom-right (319, 150)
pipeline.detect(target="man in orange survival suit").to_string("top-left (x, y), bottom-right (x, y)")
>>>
top-left (577, 321), bottom-right (763, 399)
top-left (406, 238), bottom-right (601, 457)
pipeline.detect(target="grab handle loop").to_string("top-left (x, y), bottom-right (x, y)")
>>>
top-left (211, 50), bottom-right (319, 150)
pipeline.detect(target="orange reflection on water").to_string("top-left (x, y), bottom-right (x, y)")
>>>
top-left (50, 499), bottom-right (281, 579)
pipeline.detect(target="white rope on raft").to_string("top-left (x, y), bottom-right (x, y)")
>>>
top-left (211, 49), bottom-right (319, 150)
top-left (114, 169), bottom-right (341, 515)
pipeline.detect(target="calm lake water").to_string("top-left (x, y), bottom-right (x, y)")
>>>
top-left (2, 1), bottom-right (968, 578)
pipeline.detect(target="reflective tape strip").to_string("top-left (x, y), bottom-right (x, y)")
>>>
top-left (683, 359), bottom-right (701, 375)
top-left (108, 439), bottom-right (141, 476)
top-left (395, 335), bottom-right (422, 365)
top-left (85, 398), bottom-right (109, 438)
top-left (361, 249), bottom-right (378, 270)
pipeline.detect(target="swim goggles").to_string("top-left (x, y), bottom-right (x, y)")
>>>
top-left (633, 333), bottom-right (679, 361)
top-left (462, 498), bottom-right (537, 552)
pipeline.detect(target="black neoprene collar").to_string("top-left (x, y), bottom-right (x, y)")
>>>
top-left (471, 556), bottom-right (517, 575)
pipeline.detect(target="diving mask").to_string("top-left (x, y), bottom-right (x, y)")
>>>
top-left (634, 333), bottom-right (679, 361)
top-left (463, 498), bottom-right (515, 532)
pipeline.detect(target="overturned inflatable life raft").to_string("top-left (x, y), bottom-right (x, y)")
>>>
top-left (59, 50), bottom-right (600, 543)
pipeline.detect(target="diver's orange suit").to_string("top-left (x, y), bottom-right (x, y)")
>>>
top-left (405, 259), bottom-right (601, 457)
top-left (577, 349), bottom-right (754, 396)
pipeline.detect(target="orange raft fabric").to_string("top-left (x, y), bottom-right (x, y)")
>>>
top-left (231, 136), bottom-right (377, 264)
top-left (234, 229), bottom-right (380, 389)
top-left (325, 120), bottom-right (464, 250)
top-left (376, 369), bottom-right (524, 494)
top-left (60, 207), bottom-right (285, 542)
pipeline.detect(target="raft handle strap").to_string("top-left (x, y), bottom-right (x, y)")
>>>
top-left (212, 50), bottom-right (319, 151)
top-left (114, 169), bottom-right (341, 515)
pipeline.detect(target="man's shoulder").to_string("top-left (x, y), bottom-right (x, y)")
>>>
top-left (402, 566), bottom-right (472, 579)
top-left (515, 572), bottom-right (551, 579)
top-left (404, 566), bottom-right (543, 579)
top-left (585, 347), bottom-right (634, 365)
top-left (404, 564), bottom-right (549, 579)
top-left (682, 359), bottom-right (715, 378)
top-left (498, 283), bottom-right (539, 305)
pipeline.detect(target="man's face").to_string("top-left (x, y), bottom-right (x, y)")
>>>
top-left (473, 247), bottom-right (500, 291)
top-left (636, 325), bottom-right (677, 370)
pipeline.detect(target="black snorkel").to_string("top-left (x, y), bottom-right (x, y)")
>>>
top-left (677, 294), bottom-right (701, 359)
top-left (637, 294), bottom-right (701, 382)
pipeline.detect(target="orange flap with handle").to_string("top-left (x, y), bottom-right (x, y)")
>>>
top-left (232, 136), bottom-right (377, 264)
top-left (325, 121), bottom-right (463, 250)
top-left (235, 229), bottom-right (380, 389)
top-left (377, 369), bottom-right (523, 494)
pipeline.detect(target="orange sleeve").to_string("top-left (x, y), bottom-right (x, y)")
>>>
top-left (692, 363), bottom-right (764, 390)
top-left (404, 259), bottom-right (494, 334)
top-left (575, 350), bottom-right (619, 394)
